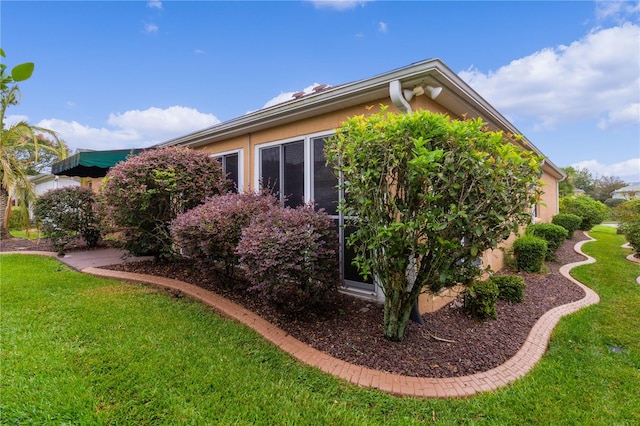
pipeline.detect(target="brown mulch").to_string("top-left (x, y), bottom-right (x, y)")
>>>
top-left (1, 233), bottom-right (589, 378)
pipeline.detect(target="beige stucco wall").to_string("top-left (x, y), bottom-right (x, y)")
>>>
top-left (537, 169), bottom-right (560, 223)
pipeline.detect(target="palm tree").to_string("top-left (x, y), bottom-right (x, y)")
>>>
top-left (1, 49), bottom-right (68, 239)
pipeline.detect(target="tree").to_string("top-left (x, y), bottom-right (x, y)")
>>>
top-left (591, 175), bottom-right (626, 203)
top-left (325, 109), bottom-right (542, 341)
top-left (1, 48), bottom-right (68, 239)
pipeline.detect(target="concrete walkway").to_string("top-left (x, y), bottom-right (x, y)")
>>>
top-left (6, 236), bottom-right (601, 399)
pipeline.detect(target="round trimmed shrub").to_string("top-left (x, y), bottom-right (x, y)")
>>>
top-left (98, 147), bottom-right (226, 257)
top-left (490, 274), bottom-right (525, 303)
top-left (465, 279), bottom-right (499, 320)
top-left (559, 195), bottom-right (608, 230)
top-left (551, 213), bottom-right (582, 239)
top-left (170, 191), bottom-right (278, 274)
top-left (34, 186), bottom-right (101, 254)
top-left (525, 223), bottom-right (568, 260)
top-left (513, 235), bottom-right (547, 273)
top-left (236, 204), bottom-right (340, 314)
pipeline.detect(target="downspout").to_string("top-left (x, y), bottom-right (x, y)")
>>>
top-left (389, 80), bottom-right (412, 114)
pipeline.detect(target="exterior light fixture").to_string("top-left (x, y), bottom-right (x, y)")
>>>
top-left (403, 84), bottom-right (443, 101)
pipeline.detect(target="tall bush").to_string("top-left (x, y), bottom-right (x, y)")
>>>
top-left (236, 204), bottom-right (340, 313)
top-left (33, 186), bottom-right (101, 254)
top-left (525, 223), bottom-right (568, 260)
top-left (324, 108), bottom-right (542, 341)
top-left (170, 191), bottom-right (278, 274)
top-left (559, 195), bottom-right (608, 230)
top-left (98, 147), bottom-right (226, 257)
top-left (551, 213), bottom-right (582, 239)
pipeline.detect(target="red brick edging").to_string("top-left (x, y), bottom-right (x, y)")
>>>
top-left (6, 233), bottom-right (600, 398)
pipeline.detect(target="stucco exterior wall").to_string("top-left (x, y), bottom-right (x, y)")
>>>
top-left (537, 169), bottom-right (560, 223)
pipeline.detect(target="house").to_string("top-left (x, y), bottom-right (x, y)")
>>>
top-left (152, 58), bottom-right (565, 311)
top-left (612, 182), bottom-right (640, 200)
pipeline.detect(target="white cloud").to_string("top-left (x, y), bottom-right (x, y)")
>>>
top-left (194, 49), bottom-right (205, 55)
top-left (378, 21), bottom-right (388, 33)
top-left (4, 115), bottom-right (29, 127)
top-left (595, 0), bottom-right (640, 23)
top-left (459, 23), bottom-right (640, 130)
top-left (147, 0), bottom-right (163, 10)
top-left (598, 102), bottom-right (640, 129)
top-left (144, 23), bottom-right (159, 34)
top-left (571, 158), bottom-right (640, 181)
top-left (32, 106), bottom-right (219, 152)
top-left (307, 0), bottom-right (370, 11)
top-left (261, 83), bottom-right (327, 109)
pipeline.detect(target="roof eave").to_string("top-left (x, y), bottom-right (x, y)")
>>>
top-left (156, 58), bottom-right (564, 178)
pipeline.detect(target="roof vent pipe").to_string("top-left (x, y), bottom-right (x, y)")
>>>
top-left (389, 80), bottom-right (412, 114)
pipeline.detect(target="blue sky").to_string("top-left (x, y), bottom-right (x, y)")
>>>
top-left (3, 0), bottom-right (639, 181)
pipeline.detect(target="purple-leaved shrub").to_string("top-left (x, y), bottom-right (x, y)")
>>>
top-left (98, 147), bottom-right (226, 257)
top-left (170, 191), bottom-right (278, 274)
top-left (236, 204), bottom-right (340, 313)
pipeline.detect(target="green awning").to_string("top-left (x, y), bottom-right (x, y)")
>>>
top-left (52, 149), bottom-right (146, 178)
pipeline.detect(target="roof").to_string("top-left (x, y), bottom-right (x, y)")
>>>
top-left (52, 149), bottom-right (146, 178)
top-left (155, 58), bottom-right (564, 179)
top-left (613, 182), bottom-right (640, 193)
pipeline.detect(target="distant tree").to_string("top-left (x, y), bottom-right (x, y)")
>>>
top-left (591, 175), bottom-right (626, 203)
top-left (559, 166), bottom-right (576, 197)
top-left (573, 167), bottom-right (595, 193)
top-left (14, 134), bottom-right (70, 175)
top-left (325, 108), bottom-right (542, 341)
top-left (1, 48), bottom-right (68, 239)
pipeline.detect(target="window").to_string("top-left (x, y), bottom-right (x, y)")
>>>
top-left (213, 151), bottom-right (242, 192)
top-left (259, 140), bottom-right (304, 208)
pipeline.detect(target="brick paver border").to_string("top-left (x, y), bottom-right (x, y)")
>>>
top-left (6, 232), bottom-right (600, 398)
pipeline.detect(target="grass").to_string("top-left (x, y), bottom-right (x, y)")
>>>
top-left (8, 228), bottom-right (41, 240)
top-left (1, 225), bottom-right (638, 424)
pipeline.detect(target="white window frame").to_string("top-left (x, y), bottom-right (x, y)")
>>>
top-left (211, 149), bottom-right (244, 192)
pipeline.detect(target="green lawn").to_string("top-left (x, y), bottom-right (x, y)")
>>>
top-left (8, 228), bottom-right (41, 240)
top-left (1, 225), bottom-right (638, 424)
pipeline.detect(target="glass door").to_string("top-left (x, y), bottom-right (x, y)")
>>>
top-left (311, 136), bottom-right (374, 293)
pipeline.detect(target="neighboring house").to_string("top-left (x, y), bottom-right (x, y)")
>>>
top-left (612, 182), bottom-right (640, 200)
top-left (155, 58), bottom-right (565, 312)
top-left (27, 173), bottom-right (81, 219)
top-left (52, 148), bottom-right (145, 192)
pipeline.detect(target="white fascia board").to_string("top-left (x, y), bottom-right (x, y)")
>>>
top-left (155, 58), bottom-right (564, 179)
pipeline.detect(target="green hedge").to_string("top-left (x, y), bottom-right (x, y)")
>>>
top-left (465, 279), bottom-right (499, 320)
top-left (490, 275), bottom-right (526, 303)
top-left (513, 236), bottom-right (547, 273)
top-left (552, 213), bottom-right (582, 239)
top-left (526, 223), bottom-right (568, 260)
